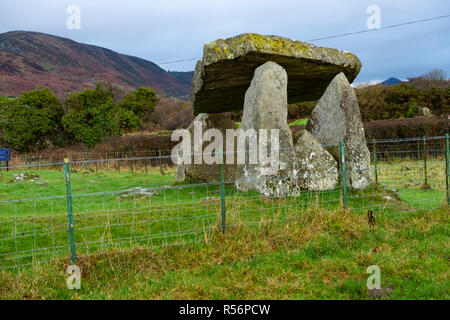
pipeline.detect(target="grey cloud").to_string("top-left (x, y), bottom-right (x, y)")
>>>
top-left (0, 0), bottom-right (449, 82)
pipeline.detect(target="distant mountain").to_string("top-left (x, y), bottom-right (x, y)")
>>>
top-left (0, 31), bottom-right (194, 99)
top-left (381, 77), bottom-right (402, 86)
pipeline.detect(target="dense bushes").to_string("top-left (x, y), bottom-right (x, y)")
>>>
top-left (146, 96), bottom-right (194, 130)
top-left (97, 134), bottom-right (177, 154)
top-left (290, 118), bottom-right (448, 141)
top-left (364, 118), bottom-right (449, 140)
top-left (62, 84), bottom-right (159, 147)
top-left (0, 84), bottom-right (159, 151)
top-left (15, 133), bottom-right (178, 166)
top-left (2, 75), bottom-right (448, 154)
top-left (0, 88), bottom-right (65, 150)
top-left (290, 118), bottom-right (450, 141)
top-left (363, 118), bottom-right (449, 154)
top-left (357, 83), bottom-right (449, 121)
top-left (288, 80), bottom-right (449, 122)
top-left (357, 70), bottom-right (449, 120)
top-left (62, 84), bottom-right (121, 147)
top-left (119, 87), bottom-right (158, 116)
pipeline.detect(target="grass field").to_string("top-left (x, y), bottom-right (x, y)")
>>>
top-left (0, 207), bottom-right (448, 299)
top-left (0, 153), bottom-right (448, 299)
top-left (237, 118), bottom-right (309, 128)
top-left (289, 118), bottom-right (309, 126)
top-left (0, 167), bottom-right (174, 201)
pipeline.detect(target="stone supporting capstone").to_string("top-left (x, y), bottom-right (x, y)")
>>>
top-left (306, 72), bottom-right (372, 189)
top-left (174, 113), bottom-right (238, 183)
top-left (294, 130), bottom-right (339, 191)
top-left (235, 61), bottom-right (300, 197)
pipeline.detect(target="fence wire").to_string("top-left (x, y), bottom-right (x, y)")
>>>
top-left (0, 135), bottom-right (448, 270)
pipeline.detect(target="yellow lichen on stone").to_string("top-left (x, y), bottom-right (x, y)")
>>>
top-left (194, 33), bottom-right (362, 113)
top-left (202, 33), bottom-right (361, 74)
top-left (204, 33), bottom-right (360, 68)
top-left (212, 46), bottom-right (222, 56)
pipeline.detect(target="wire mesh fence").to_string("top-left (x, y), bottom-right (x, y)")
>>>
top-left (2, 149), bottom-right (175, 173)
top-left (0, 135), bottom-right (448, 271)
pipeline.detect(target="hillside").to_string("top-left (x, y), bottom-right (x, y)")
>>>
top-left (0, 31), bottom-right (193, 99)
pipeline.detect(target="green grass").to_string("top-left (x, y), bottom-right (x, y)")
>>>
top-left (0, 157), bottom-right (446, 269)
top-left (0, 168), bottom-right (174, 201)
top-left (289, 118), bottom-right (309, 126)
top-left (0, 155), bottom-right (448, 299)
top-left (376, 158), bottom-right (446, 209)
top-left (0, 178), bottom-right (411, 269)
top-left (0, 207), bottom-right (448, 299)
top-left (237, 118), bottom-right (307, 128)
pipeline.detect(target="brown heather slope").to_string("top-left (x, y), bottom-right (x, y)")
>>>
top-left (0, 31), bottom-right (193, 99)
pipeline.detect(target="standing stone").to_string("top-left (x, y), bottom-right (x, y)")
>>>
top-left (294, 130), bottom-right (338, 191)
top-left (235, 61), bottom-right (300, 197)
top-left (306, 72), bottom-right (372, 189)
top-left (175, 113), bottom-right (238, 183)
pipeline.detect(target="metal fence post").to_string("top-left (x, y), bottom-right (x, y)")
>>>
top-left (117, 152), bottom-right (120, 173)
top-left (128, 152), bottom-right (133, 173)
top-left (445, 133), bottom-right (450, 205)
top-left (159, 150), bottom-right (165, 176)
top-left (219, 149), bottom-right (226, 233)
top-left (84, 152), bottom-right (88, 172)
top-left (144, 151), bottom-right (148, 174)
top-left (423, 136), bottom-right (428, 187)
top-left (340, 140), bottom-right (348, 209)
top-left (373, 139), bottom-right (378, 184)
top-left (64, 158), bottom-right (77, 264)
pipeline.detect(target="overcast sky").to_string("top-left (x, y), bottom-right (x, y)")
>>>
top-left (1, 0), bottom-right (449, 83)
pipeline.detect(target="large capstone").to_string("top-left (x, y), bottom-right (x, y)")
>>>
top-left (235, 61), bottom-right (300, 197)
top-left (294, 130), bottom-right (339, 191)
top-left (192, 33), bottom-right (361, 114)
top-left (175, 113), bottom-right (238, 183)
top-left (306, 72), bottom-right (372, 189)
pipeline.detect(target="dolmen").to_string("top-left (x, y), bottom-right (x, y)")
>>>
top-left (174, 33), bottom-right (372, 196)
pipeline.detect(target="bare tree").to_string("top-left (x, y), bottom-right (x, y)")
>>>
top-left (423, 69), bottom-right (448, 81)
top-left (407, 69), bottom-right (449, 89)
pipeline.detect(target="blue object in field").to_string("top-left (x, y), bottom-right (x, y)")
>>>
top-left (0, 148), bottom-right (11, 162)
